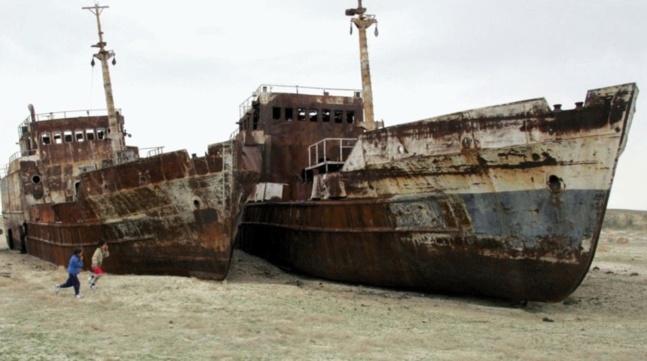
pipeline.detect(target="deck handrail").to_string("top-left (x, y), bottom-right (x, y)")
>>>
top-left (19, 108), bottom-right (121, 126)
top-left (8, 151), bottom-right (21, 164)
top-left (141, 146), bottom-right (165, 158)
top-left (239, 84), bottom-right (362, 118)
top-left (229, 127), bottom-right (239, 140)
top-left (306, 138), bottom-right (357, 170)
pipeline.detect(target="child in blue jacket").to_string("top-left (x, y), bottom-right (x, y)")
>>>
top-left (55, 247), bottom-right (85, 299)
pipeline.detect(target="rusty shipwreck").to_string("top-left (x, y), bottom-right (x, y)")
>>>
top-left (235, 2), bottom-right (639, 302)
top-left (1, 4), bottom-right (258, 279)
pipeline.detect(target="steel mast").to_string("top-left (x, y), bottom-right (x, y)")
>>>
top-left (83, 3), bottom-right (124, 162)
top-left (346, 0), bottom-right (379, 131)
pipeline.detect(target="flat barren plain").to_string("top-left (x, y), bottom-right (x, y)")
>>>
top-left (1, 210), bottom-right (646, 360)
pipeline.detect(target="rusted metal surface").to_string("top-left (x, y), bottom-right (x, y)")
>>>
top-left (1, 110), bottom-right (259, 278)
top-left (237, 83), bottom-right (638, 302)
top-left (235, 85), bottom-right (364, 201)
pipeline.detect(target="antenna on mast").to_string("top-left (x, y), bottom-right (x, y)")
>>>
top-left (346, 0), bottom-right (379, 131)
top-left (83, 2), bottom-right (125, 162)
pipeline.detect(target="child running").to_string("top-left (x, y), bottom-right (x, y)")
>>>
top-left (88, 239), bottom-right (109, 289)
top-left (55, 246), bottom-right (84, 299)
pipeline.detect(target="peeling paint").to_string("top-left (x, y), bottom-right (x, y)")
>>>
top-left (238, 83), bottom-right (638, 302)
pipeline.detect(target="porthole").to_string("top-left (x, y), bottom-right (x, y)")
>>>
top-left (548, 175), bottom-right (562, 193)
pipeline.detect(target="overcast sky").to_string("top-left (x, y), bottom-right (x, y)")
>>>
top-left (1, 0), bottom-right (645, 210)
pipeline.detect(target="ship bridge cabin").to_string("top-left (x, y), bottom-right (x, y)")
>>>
top-left (13, 109), bottom-right (138, 168)
top-left (236, 85), bottom-right (365, 202)
top-left (3, 109), bottom-right (138, 206)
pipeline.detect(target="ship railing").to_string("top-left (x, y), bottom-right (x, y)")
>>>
top-left (8, 151), bottom-right (21, 164)
top-left (140, 146), bottom-right (165, 158)
top-left (306, 138), bottom-right (357, 173)
top-left (20, 108), bottom-right (118, 125)
top-left (2, 151), bottom-right (23, 176)
top-left (229, 127), bottom-right (239, 140)
top-left (239, 84), bottom-right (362, 118)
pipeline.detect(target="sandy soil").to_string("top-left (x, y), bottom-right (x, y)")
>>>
top-left (1, 221), bottom-right (646, 360)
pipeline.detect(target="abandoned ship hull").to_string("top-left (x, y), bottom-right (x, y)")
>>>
top-left (22, 221), bottom-right (233, 278)
top-left (3, 143), bottom-right (259, 279)
top-left (241, 188), bottom-right (606, 302)
top-left (238, 83), bottom-right (638, 302)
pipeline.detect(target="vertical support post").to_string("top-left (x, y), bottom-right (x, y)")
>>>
top-left (84, 3), bottom-right (124, 163)
top-left (347, 0), bottom-right (378, 131)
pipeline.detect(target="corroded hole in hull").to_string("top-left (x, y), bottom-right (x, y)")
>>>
top-left (548, 175), bottom-right (562, 193)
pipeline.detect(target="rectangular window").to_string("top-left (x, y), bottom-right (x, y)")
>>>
top-left (334, 110), bottom-right (343, 123)
top-left (322, 109), bottom-right (331, 122)
top-left (53, 132), bottom-right (63, 144)
top-left (86, 129), bottom-right (96, 141)
top-left (64, 131), bottom-right (73, 143)
top-left (309, 109), bottom-right (318, 122)
top-left (346, 111), bottom-right (355, 124)
top-left (97, 128), bottom-right (106, 140)
top-left (297, 108), bottom-right (306, 121)
top-left (75, 130), bottom-right (85, 142)
top-left (285, 108), bottom-right (294, 121)
top-left (41, 133), bottom-right (51, 145)
top-left (272, 107), bottom-right (281, 120)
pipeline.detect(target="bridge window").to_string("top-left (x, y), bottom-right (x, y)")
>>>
top-left (297, 108), bottom-right (306, 121)
top-left (64, 131), bottom-right (73, 143)
top-left (86, 129), bottom-right (96, 141)
top-left (97, 128), bottom-right (106, 140)
top-left (75, 130), bottom-right (85, 142)
top-left (53, 132), bottom-right (63, 144)
top-left (285, 108), bottom-right (294, 121)
top-left (334, 110), bottom-right (343, 123)
top-left (322, 109), bottom-right (331, 122)
top-left (272, 107), bottom-right (281, 120)
top-left (346, 111), bottom-right (355, 124)
top-left (41, 133), bottom-right (51, 145)
top-left (309, 109), bottom-right (319, 122)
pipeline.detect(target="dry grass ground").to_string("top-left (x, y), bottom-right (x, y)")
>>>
top-left (1, 214), bottom-right (647, 361)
